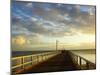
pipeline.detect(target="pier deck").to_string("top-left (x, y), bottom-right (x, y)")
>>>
top-left (20, 51), bottom-right (78, 74)
top-left (12, 50), bottom-right (96, 74)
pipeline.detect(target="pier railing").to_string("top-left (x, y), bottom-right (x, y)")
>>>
top-left (69, 51), bottom-right (96, 70)
top-left (12, 51), bottom-right (61, 74)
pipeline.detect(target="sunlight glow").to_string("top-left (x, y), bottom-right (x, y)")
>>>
top-left (15, 36), bottom-right (26, 46)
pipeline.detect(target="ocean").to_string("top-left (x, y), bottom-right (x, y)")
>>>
top-left (12, 49), bottom-right (96, 64)
top-left (12, 51), bottom-right (55, 57)
top-left (70, 49), bottom-right (96, 64)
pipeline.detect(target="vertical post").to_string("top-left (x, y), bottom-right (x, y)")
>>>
top-left (37, 56), bottom-right (38, 63)
top-left (79, 57), bottom-right (82, 69)
top-left (86, 62), bottom-right (89, 69)
top-left (76, 56), bottom-right (78, 64)
top-left (56, 40), bottom-right (58, 51)
top-left (22, 57), bottom-right (24, 69)
top-left (31, 56), bottom-right (33, 65)
top-left (38, 56), bottom-right (39, 62)
top-left (44, 54), bottom-right (46, 60)
top-left (77, 56), bottom-right (79, 68)
top-left (42, 55), bottom-right (43, 61)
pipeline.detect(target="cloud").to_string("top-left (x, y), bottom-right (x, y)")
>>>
top-left (26, 3), bottom-right (33, 8)
top-left (12, 2), bottom-right (96, 37)
top-left (79, 42), bottom-right (95, 49)
top-left (11, 1), bottom-right (96, 50)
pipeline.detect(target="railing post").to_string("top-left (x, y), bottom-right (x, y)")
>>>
top-left (44, 55), bottom-right (46, 60)
top-left (37, 56), bottom-right (39, 63)
top-left (22, 57), bottom-right (24, 69)
top-left (31, 56), bottom-right (33, 65)
top-left (42, 55), bottom-right (43, 61)
top-left (43, 55), bottom-right (44, 61)
top-left (76, 56), bottom-right (78, 64)
top-left (79, 57), bottom-right (82, 69)
top-left (77, 56), bottom-right (79, 68)
top-left (45, 54), bottom-right (47, 60)
top-left (86, 62), bottom-right (89, 69)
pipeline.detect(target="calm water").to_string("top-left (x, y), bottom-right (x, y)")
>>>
top-left (70, 49), bottom-right (96, 64)
top-left (12, 49), bottom-right (96, 64)
top-left (12, 51), bottom-right (55, 57)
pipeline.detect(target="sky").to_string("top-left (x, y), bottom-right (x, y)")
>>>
top-left (11, 1), bottom-right (96, 51)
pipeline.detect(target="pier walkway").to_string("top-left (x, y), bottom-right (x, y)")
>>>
top-left (12, 50), bottom-right (96, 74)
top-left (22, 51), bottom-right (77, 74)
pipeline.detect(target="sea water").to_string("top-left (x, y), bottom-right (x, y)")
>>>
top-left (70, 49), bottom-right (96, 64)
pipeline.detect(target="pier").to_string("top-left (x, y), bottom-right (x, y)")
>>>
top-left (12, 50), bottom-right (96, 74)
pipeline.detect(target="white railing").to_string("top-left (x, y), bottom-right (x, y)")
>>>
top-left (12, 51), bottom-right (61, 74)
top-left (69, 51), bottom-right (96, 70)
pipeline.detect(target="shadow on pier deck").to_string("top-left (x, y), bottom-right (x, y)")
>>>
top-left (20, 51), bottom-right (78, 74)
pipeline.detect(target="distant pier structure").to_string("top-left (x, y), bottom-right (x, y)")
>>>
top-left (56, 40), bottom-right (59, 51)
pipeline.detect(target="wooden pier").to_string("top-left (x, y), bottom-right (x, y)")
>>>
top-left (11, 50), bottom-right (96, 74)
